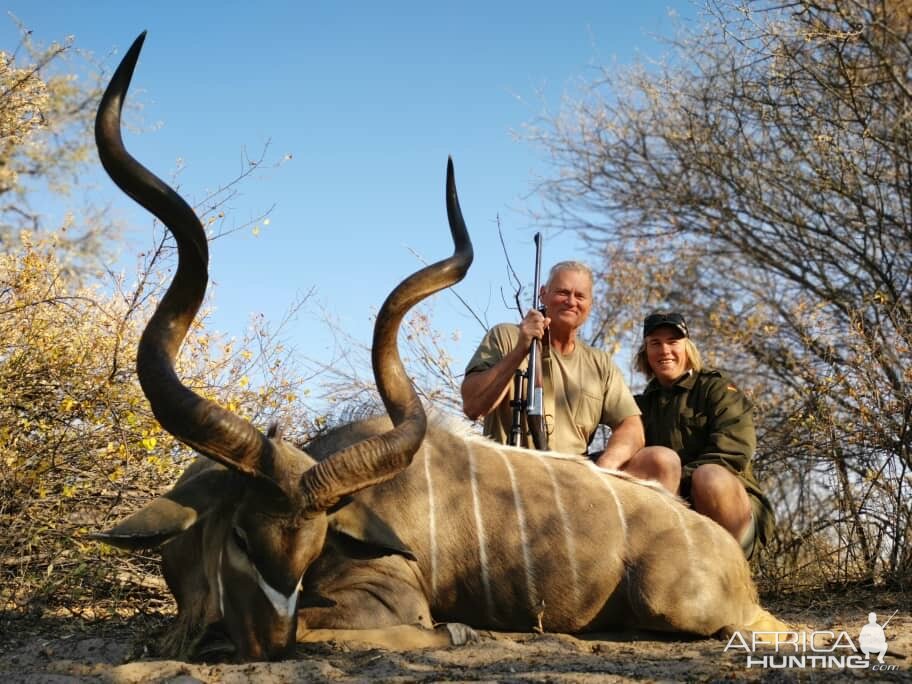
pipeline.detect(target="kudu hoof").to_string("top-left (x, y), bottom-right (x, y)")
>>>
top-left (443, 622), bottom-right (481, 645)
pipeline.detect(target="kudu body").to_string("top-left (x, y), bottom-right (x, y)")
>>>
top-left (304, 416), bottom-right (785, 638)
top-left (94, 33), bottom-right (785, 662)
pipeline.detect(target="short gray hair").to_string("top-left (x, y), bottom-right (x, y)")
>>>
top-left (544, 261), bottom-right (594, 290)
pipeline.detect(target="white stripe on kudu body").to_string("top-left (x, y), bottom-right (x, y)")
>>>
top-left (540, 456), bottom-right (581, 606)
top-left (588, 460), bottom-right (695, 566)
top-left (496, 448), bottom-right (540, 613)
top-left (663, 491), bottom-right (694, 564)
top-left (466, 441), bottom-right (495, 622)
top-left (422, 442), bottom-right (439, 600)
top-left (591, 464), bottom-right (629, 545)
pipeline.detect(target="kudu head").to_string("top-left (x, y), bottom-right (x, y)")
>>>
top-left (92, 32), bottom-right (472, 661)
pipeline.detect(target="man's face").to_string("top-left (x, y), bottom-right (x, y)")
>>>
top-left (540, 268), bottom-right (592, 333)
top-left (645, 326), bottom-right (689, 386)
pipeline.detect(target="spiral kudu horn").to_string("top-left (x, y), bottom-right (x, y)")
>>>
top-left (299, 159), bottom-right (473, 510)
top-left (96, 33), bottom-right (273, 478)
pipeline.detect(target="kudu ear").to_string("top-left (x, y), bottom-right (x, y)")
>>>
top-left (328, 499), bottom-right (417, 561)
top-left (91, 468), bottom-right (235, 550)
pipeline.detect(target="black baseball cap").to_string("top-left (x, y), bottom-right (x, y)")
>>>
top-left (643, 311), bottom-right (689, 338)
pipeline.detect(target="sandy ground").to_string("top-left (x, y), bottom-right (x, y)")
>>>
top-left (1, 594), bottom-right (909, 683)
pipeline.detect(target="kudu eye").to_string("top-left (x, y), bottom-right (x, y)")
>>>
top-left (232, 526), bottom-right (250, 555)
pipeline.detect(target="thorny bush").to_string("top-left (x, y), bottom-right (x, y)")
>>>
top-left (0, 231), bottom-right (321, 619)
top-left (0, 25), bottom-right (320, 622)
top-left (530, 0), bottom-right (912, 588)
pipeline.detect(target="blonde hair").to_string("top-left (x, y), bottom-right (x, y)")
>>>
top-left (544, 261), bottom-right (594, 291)
top-left (635, 337), bottom-right (703, 380)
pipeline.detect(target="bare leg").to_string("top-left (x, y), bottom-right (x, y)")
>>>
top-left (611, 446), bottom-right (682, 494)
top-left (690, 464), bottom-right (752, 541)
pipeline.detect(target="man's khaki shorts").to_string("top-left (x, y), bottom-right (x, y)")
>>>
top-left (739, 495), bottom-right (766, 561)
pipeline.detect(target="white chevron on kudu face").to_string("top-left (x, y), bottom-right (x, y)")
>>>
top-left (421, 442), bottom-right (439, 600)
top-left (496, 448), bottom-right (540, 615)
top-left (466, 441), bottom-right (495, 623)
top-left (222, 533), bottom-right (302, 620)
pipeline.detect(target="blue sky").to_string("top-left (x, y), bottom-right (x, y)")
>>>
top-left (5, 2), bottom-right (694, 396)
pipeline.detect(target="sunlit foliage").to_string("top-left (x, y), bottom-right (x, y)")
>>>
top-left (0, 27), bottom-right (319, 618)
top-left (0, 24), bottom-right (112, 262)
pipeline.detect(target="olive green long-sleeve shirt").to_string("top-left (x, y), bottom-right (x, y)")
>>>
top-left (636, 369), bottom-right (775, 547)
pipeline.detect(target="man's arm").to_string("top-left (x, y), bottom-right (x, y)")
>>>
top-left (461, 310), bottom-right (550, 420)
top-left (461, 344), bottom-right (527, 420)
top-left (595, 415), bottom-right (645, 469)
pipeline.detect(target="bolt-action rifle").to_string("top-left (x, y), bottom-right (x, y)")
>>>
top-left (509, 233), bottom-right (549, 450)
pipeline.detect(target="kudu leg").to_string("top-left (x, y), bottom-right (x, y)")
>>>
top-left (296, 623), bottom-right (477, 650)
top-left (296, 552), bottom-right (478, 649)
top-left (718, 607), bottom-right (792, 643)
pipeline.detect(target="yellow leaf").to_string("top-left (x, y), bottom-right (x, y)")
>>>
top-left (141, 436), bottom-right (157, 451)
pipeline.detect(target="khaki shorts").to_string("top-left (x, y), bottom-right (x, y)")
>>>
top-left (739, 495), bottom-right (766, 561)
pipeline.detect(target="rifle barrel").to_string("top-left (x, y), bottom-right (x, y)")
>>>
top-left (525, 233), bottom-right (548, 450)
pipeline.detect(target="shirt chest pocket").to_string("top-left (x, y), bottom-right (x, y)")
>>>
top-left (678, 407), bottom-right (708, 453)
top-left (574, 389), bottom-right (604, 440)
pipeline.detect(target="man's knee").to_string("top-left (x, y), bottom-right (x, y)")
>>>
top-left (690, 464), bottom-right (752, 534)
top-left (636, 446), bottom-right (681, 476)
top-left (691, 463), bottom-right (742, 494)
top-left (626, 446), bottom-right (681, 492)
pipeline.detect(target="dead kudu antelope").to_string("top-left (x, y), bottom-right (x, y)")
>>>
top-left (94, 32), bottom-right (787, 662)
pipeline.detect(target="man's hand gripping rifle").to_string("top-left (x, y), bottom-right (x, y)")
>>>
top-left (509, 233), bottom-right (549, 450)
